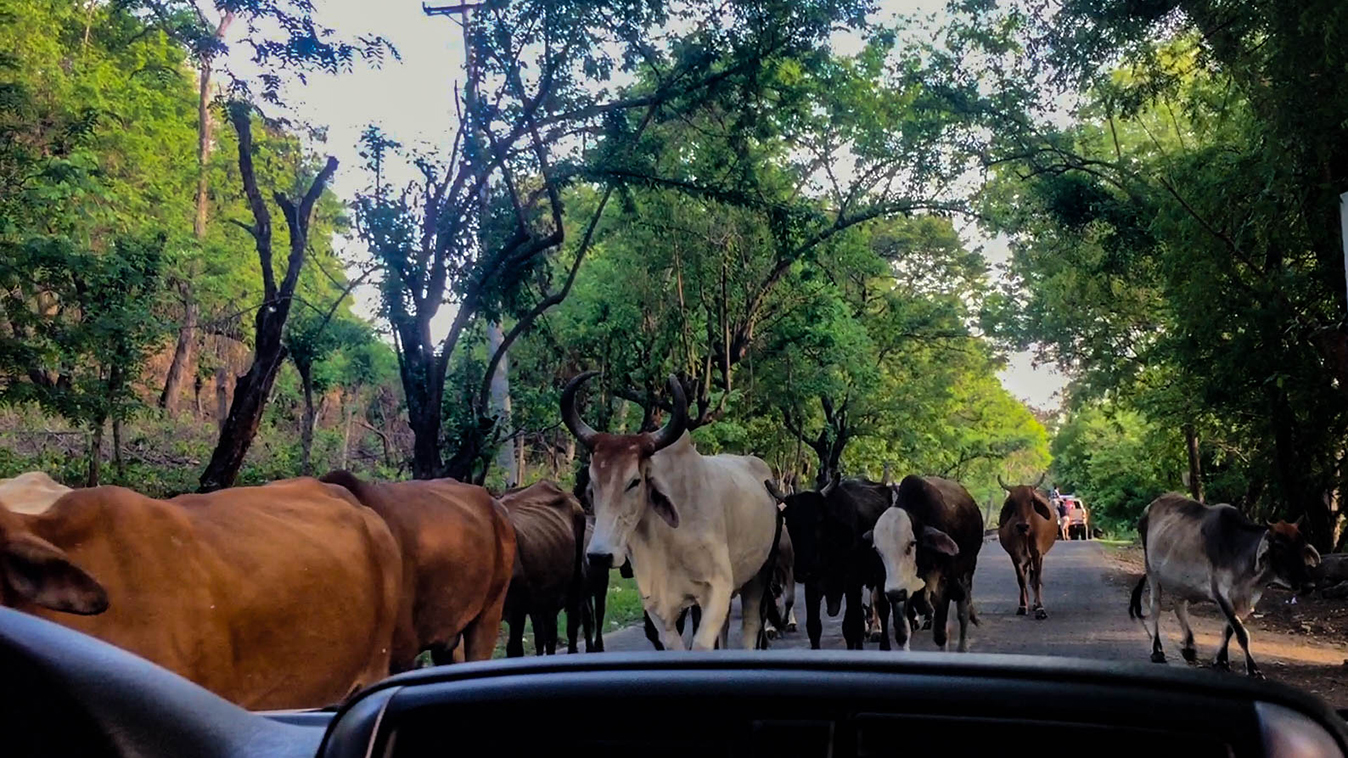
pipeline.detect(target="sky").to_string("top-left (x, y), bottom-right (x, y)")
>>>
top-left (220, 0), bottom-right (1068, 410)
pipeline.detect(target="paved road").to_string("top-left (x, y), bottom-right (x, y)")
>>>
top-left (592, 539), bottom-right (1347, 670)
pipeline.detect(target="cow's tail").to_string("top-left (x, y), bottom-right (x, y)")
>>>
top-left (1128, 574), bottom-right (1148, 621)
top-left (758, 504), bottom-right (787, 646)
top-left (568, 506), bottom-right (589, 637)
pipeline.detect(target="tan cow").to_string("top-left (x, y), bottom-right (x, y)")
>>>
top-left (996, 475), bottom-right (1057, 619)
top-left (0, 478), bottom-right (402, 709)
top-left (563, 372), bottom-right (778, 651)
top-left (321, 471), bottom-right (516, 667)
top-left (0, 471), bottom-right (71, 514)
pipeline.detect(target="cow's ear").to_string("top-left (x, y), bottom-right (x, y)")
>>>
top-left (861, 530), bottom-right (873, 545)
top-left (646, 480), bottom-right (680, 529)
top-left (1032, 499), bottom-right (1054, 522)
top-left (1255, 534), bottom-right (1271, 568)
top-left (1, 534), bottom-right (109, 615)
top-left (921, 527), bottom-right (960, 557)
top-left (1304, 544), bottom-right (1322, 568)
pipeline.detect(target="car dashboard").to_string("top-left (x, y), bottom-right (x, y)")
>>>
top-left (1, 606), bottom-right (1343, 758)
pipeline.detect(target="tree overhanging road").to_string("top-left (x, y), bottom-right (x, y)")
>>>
top-left (590, 540), bottom-right (1348, 705)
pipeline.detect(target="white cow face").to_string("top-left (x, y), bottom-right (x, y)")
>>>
top-left (866, 507), bottom-right (926, 602)
top-left (584, 439), bottom-right (678, 569)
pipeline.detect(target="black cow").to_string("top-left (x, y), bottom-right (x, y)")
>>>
top-left (1129, 493), bottom-right (1321, 677)
top-left (769, 475), bottom-right (891, 650)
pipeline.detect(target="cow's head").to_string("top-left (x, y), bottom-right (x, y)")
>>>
top-left (997, 474), bottom-right (1052, 536)
top-left (1261, 517), bottom-right (1321, 592)
top-left (563, 372), bottom-right (688, 570)
top-left (867, 486), bottom-right (958, 606)
top-left (0, 506), bottom-right (108, 616)
top-left (770, 475), bottom-right (858, 612)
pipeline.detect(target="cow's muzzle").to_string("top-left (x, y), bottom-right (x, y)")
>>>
top-left (886, 589), bottom-right (908, 605)
top-left (1015, 522), bottom-right (1031, 534)
top-left (587, 552), bottom-right (614, 571)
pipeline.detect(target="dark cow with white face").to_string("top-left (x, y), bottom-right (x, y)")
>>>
top-left (1129, 493), bottom-right (1321, 678)
top-left (876, 475), bottom-right (984, 652)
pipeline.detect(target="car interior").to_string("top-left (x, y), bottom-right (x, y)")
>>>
top-left (4, 605), bottom-right (1344, 758)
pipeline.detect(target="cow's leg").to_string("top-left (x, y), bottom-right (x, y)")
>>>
top-left (692, 583), bottom-right (733, 652)
top-left (874, 588), bottom-right (892, 652)
top-left (1148, 576), bottom-right (1165, 663)
top-left (588, 568), bottom-right (608, 653)
top-left (505, 605), bottom-right (527, 658)
top-left (644, 612), bottom-right (665, 651)
top-left (842, 583), bottom-right (865, 650)
top-left (542, 611), bottom-right (560, 656)
top-left (955, 576), bottom-right (974, 652)
top-left (932, 592), bottom-right (952, 651)
top-left (805, 582), bottom-right (824, 649)
top-left (1012, 559), bottom-right (1029, 616)
top-left (890, 597), bottom-right (911, 651)
top-left (1213, 593), bottom-right (1261, 678)
top-left (1030, 555), bottom-right (1047, 620)
top-left (740, 572), bottom-right (771, 650)
top-left (783, 569), bottom-right (797, 632)
top-left (1174, 600), bottom-right (1198, 664)
top-left (1214, 623), bottom-right (1234, 672)
top-left (529, 610), bottom-right (547, 656)
top-left (566, 600), bottom-right (582, 655)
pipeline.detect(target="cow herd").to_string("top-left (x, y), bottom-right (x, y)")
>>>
top-left (0, 373), bottom-right (1330, 709)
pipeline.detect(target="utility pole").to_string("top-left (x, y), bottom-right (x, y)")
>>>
top-left (424, 2), bottom-right (517, 486)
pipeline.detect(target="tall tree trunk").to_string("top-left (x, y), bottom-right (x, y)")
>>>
top-left (199, 106), bottom-right (337, 492)
top-left (160, 17), bottom-right (231, 412)
top-left (1269, 387), bottom-right (1333, 550)
top-left (1184, 423), bottom-right (1204, 503)
top-left (214, 364), bottom-right (229, 431)
top-left (340, 400), bottom-right (354, 471)
top-left (86, 420), bottom-right (104, 487)
top-left (193, 372), bottom-right (204, 415)
top-left (160, 287), bottom-right (198, 414)
top-left (298, 359), bottom-right (316, 476)
top-left (112, 416), bottom-right (124, 481)
top-left (486, 321), bottom-right (517, 485)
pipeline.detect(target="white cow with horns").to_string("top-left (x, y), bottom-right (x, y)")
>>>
top-left (562, 372), bottom-right (779, 650)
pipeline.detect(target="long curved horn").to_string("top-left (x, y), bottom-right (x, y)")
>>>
top-left (648, 374), bottom-right (688, 452)
top-left (997, 474), bottom-right (1013, 492)
top-left (820, 470), bottom-right (840, 498)
top-left (561, 371), bottom-right (601, 450)
top-left (1034, 472), bottom-right (1047, 488)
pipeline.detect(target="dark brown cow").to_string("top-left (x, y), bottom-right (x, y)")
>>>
top-left (321, 471), bottom-right (516, 667)
top-left (498, 481), bottom-right (588, 656)
top-left (996, 474), bottom-right (1057, 620)
top-left (0, 478), bottom-right (401, 709)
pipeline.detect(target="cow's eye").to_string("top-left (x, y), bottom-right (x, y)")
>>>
top-left (625, 478), bottom-right (641, 492)
top-left (906, 540), bottom-right (917, 554)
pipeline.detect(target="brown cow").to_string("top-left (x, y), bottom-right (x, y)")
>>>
top-left (0, 478), bottom-right (401, 710)
top-left (498, 481), bottom-right (587, 656)
top-left (321, 471), bottom-right (516, 667)
top-left (996, 474), bottom-right (1057, 620)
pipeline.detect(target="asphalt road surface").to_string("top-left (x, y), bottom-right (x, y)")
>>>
top-left (592, 539), bottom-right (1348, 671)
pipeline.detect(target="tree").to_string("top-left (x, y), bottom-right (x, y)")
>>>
top-left (197, 104), bottom-right (337, 491)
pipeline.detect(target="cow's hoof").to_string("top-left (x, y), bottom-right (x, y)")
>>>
top-left (786, 622), bottom-right (797, 632)
top-left (1033, 607), bottom-right (1048, 620)
top-left (766, 627), bottom-right (779, 641)
top-left (1150, 651), bottom-right (1167, 664)
top-left (1213, 659), bottom-right (1231, 672)
top-left (1248, 668), bottom-right (1265, 680)
top-left (921, 619), bottom-right (933, 630)
top-left (1016, 607), bottom-right (1027, 616)
top-left (868, 631), bottom-right (882, 643)
top-left (1181, 647), bottom-right (1198, 664)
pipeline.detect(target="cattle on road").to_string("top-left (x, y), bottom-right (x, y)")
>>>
top-left (563, 372), bottom-right (778, 651)
top-left (765, 524), bottom-right (798, 639)
top-left (996, 474), bottom-right (1056, 619)
top-left (0, 478), bottom-right (402, 709)
top-left (321, 470), bottom-right (516, 668)
top-left (498, 481), bottom-right (588, 656)
top-left (769, 476), bottom-right (891, 650)
top-left (1129, 493), bottom-right (1321, 677)
top-left (884, 475), bottom-right (984, 652)
top-left (0, 471), bottom-right (71, 514)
